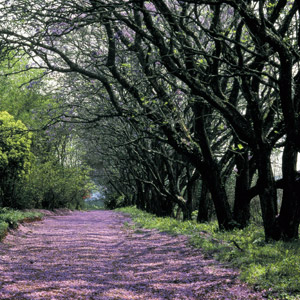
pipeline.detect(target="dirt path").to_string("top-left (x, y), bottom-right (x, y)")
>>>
top-left (0, 210), bottom-right (266, 300)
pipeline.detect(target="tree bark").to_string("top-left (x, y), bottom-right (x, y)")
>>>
top-left (233, 150), bottom-right (251, 228)
top-left (255, 151), bottom-right (279, 241)
top-left (193, 103), bottom-right (235, 230)
top-left (277, 141), bottom-right (300, 240)
top-left (197, 181), bottom-right (210, 223)
top-left (135, 180), bottom-right (145, 210)
top-left (183, 182), bottom-right (193, 221)
top-left (201, 162), bottom-right (235, 230)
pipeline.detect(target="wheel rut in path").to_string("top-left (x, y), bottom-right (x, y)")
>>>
top-left (0, 210), bottom-right (265, 299)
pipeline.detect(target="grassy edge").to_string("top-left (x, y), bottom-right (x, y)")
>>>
top-left (117, 206), bottom-right (300, 300)
top-left (0, 208), bottom-right (44, 241)
top-left (0, 221), bottom-right (9, 240)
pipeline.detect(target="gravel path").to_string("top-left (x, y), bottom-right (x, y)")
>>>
top-left (0, 210), bottom-right (266, 299)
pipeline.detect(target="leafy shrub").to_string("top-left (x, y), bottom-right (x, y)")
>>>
top-left (15, 159), bottom-right (93, 210)
top-left (0, 221), bottom-right (8, 240)
top-left (85, 199), bottom-right (105, 210)
top-left (0, 111), bottom-right (32, 207)
top-left (104, 194), bottom-right (126, 209)
top-left (0, 208), bottom-right (43, 231)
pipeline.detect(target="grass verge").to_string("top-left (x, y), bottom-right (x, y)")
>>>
top-left (117, 206), bottom-right (300, 300)
top-left (0, 207), bottom-right (43, 241)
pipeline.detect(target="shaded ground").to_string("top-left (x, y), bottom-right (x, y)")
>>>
top-left (0, 210), bottom-right (266, 299)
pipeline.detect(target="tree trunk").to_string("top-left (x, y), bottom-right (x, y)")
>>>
top-left (233, 151), bottom-right (251, 228)
top-left (193, 103), bottom-right (235, 230)
top-left (255, 151), bottom-right (279, 241)
top-left (143, 183), bottom-right (151, 212)
top-left (183, 168), bottom-right (194, 221)
top-left (149, 189), bottom-right (161, 215)
top-left (146, 187), bottom-right (154, 213)
top-left (183, 184), bottom-right (193, 221)
top-left (161, 196), bottom-right (174, 217)
top-left (197, 181), bottom-right (210, 223)
top-left (135, 180), bottom-right (144, 210)
top-left (277, 141), bottom-right (300, 240)
top-left (145, 186), bottom-right (153, 212)
top-left (202, 163), bottom-right (235, 230)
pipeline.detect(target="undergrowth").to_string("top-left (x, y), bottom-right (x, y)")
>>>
top-left (84, 199), bottom-right (105, 210)
top-left (117, 206), bottom-right (300, 300)
top-left (0, 208), bottom-right (43, 241)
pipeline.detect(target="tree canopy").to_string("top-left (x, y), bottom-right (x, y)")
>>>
top-left (0, 0), bottom-right (299, 241)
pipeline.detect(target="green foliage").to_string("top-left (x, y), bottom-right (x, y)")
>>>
top-left (17, 159), bottom-right (93, 210)
top-left (117, 206), bottom-right (300, 300)
top-left (0, 58), bottom-right (95, 210)
top-left (0, 108), bottom-right (95, 210)
top-left (0, 207), bottom-right (42, 228)
top-left (0, 57), bottom-right (50, 129)
top-left (0, 111), bottom-right (32, 174)
top-left (0, 207), bottom-right (42, 240)
top-left (85, 199), bottom-right (105, 210)
top-left (0, 111), bottom-right (32, 206)
top-left (104, 193), bottom-right (127, 209)
top-left (0, 220), bottom-right (8, 240)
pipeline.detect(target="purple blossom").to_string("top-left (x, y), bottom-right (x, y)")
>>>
top-left (0, 211), bottom-right (266, 300)
top-left (114, 30), bottom-right (122, 40)
top-left (26, 80), bottom-right (40, 89)
top-left (227, 7), bottom-right (234, 16)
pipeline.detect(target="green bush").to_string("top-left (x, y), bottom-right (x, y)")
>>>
top-left (85, 199), bottom-right (105, 210)
top-left (0, 208), bottom-right (43, 231)
top-left (0, 220), bottom-right (8, 240)
top-left (15, 159), bottom-right (94, 210)
top-left (104, 194), bottom-right (126, 209)
top-left (0, 111), bottom-right (32, 207)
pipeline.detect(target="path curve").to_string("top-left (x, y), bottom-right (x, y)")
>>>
top-left (0, 210), bottom-right (266, 300)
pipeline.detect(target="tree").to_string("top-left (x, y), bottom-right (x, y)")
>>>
top-left (0, 111), bottom-right (32, 207)
top-left (0, 55), bottom-right (95, 209)
top-left (0, 0), bottom-right (299, 240)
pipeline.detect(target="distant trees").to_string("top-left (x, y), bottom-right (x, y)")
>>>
top-left (0, 58), bottom-right (94, 209)
top-left (0, 0), bottom-right (299, 240)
